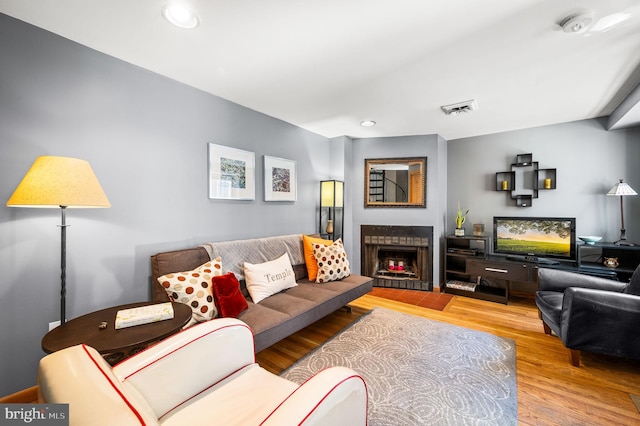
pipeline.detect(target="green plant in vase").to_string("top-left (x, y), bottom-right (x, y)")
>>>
top-left (455, 202), bottom-right (469, 236)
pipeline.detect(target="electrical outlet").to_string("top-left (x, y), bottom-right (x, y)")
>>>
top-left (48, 320), bottom-right (61, 331)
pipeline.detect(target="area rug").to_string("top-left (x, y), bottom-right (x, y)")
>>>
top-left (280, 308), bottom-right (517, 425)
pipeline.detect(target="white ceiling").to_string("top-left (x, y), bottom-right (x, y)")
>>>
top-left (2, 0), bottom-right (640, 140)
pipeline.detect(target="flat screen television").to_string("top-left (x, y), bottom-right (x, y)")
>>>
top-left (493, 216), bottom-right (576, 263)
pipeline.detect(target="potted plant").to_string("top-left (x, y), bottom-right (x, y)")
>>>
top-left (455, 202), bottom-right (469, 236)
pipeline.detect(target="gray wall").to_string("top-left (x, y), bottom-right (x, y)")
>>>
top-left (0, 14), bottom-right (331, 395)
top-left (350, 135), bottom-right (447, 287)
top-left (447, 118), bottom-right (640, 259)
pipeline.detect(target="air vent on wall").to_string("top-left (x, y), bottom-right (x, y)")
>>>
top-left (441, 99), bottom-right (478, 116)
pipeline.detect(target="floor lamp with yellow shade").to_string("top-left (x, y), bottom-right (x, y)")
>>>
top-left (320, 180), bottom-right (344, 241)
top-left (6, 156), bottom-right (110, 325)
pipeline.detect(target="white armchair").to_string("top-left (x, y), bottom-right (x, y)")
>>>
top-left (38, 318), bottom-right (368, 426)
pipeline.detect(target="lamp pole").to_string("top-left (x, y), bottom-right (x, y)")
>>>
top-left (619, 195), bottom-right (627, 242)
top-left (616, 195), bottom-right (634, 246)
top-left (59, 206), bottom-right (68, 325)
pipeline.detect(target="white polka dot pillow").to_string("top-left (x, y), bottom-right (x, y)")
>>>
top-left (313, 239), bottom-right (350, 283)
top-left (157, 258), bottom-right (223, 325)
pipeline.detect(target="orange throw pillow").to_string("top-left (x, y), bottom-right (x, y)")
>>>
top-left (303, 235), bottom-right (334, 281)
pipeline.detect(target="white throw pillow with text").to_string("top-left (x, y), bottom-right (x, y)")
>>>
top-left (244, 253), bottom-right (297, 303)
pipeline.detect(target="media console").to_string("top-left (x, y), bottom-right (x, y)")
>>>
top-left (444, 236), bottom-right (639, 304)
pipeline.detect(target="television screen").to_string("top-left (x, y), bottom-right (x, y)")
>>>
top-left (493, 216), bottom-right (576, 262)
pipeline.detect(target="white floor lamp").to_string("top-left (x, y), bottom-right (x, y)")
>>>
top-left (607, 179), bottom-right (637, 246)
top-left (7, 156), bottom-right (110, 325)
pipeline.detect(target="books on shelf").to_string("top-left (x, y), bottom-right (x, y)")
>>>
top-left (115, 302), bottom-right (175, 329)
top-left (445, 280), bottom-right (477, 292)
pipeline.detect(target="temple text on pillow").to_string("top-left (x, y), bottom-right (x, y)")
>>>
top-left (265, 267), bottom-right (293, 283)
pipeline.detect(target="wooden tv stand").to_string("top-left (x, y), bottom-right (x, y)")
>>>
top-left (444, 236), bottom-right (640, 304)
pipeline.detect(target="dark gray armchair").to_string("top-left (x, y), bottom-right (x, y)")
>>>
top-left (535, 265), bottom-right (640, 366)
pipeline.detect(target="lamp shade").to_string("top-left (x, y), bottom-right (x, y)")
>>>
top-left (607, 179), bottom-right (637, 197)
top-left (7, 156), bottom-right (111, 208)
top-left (320, 180), bottom-right (344, 208)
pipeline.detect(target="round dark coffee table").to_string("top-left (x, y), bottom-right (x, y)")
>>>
top-left (42, 301), bottom-right (191, 364)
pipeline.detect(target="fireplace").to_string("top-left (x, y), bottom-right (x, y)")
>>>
top-left (361, 225), bottom-right (433, 291)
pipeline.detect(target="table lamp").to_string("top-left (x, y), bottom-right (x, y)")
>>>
top-left (606, 178), bottom-right (637, 246)
top-left (7, 156), bottom-right (111, 325)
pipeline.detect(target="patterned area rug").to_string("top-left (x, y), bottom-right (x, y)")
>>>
top-left (281, 308), bottom-right (517, 425)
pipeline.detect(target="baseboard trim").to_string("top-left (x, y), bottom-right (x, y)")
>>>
top-left (0, 385), bottom-right (38, 403)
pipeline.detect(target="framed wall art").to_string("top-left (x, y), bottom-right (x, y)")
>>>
top-left (264, 155), bottom-right (297, 202)
top-left (208, 143), bottom-right (255, 200)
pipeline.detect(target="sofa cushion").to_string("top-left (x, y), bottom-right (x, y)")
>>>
top-left (235, 302), bottom-right (290, 336)
top-left (211, 272), bottom-right (249, 318)
top-left (244, 253), bottom-right (297, 303)
top-left (258, 293), bottom-right (318, 317)
top-left (157, 259), bottom-right (223, 324)
top-left (159, 364), bottom-right (298, 426)
top-left (285, 284), bottom-right (341, 304)
top-left (302, 235), bottom-right (334, 281)
top-left (313, 239), bottom-right (350, 283)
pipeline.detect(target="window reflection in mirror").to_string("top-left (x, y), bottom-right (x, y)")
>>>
top-left (365, 157), bottom-right (427, 208)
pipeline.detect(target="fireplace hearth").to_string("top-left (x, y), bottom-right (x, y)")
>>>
top-left (361, 225), bottom-right (433, 291)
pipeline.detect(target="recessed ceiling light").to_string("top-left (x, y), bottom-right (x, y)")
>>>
top-left (360, 120), bottom-right (376, 127)
top-left (163, 4), bottom-right (199, 29)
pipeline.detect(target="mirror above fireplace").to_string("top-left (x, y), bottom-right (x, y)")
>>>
top-left (365, 157), bottom-right (427, 208)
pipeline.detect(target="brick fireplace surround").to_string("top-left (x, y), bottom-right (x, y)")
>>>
top-left (361, 225), bottom-right (434, 291)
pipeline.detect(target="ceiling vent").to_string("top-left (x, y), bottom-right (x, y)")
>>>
top-left (441, 99), bottom-right (478, 116)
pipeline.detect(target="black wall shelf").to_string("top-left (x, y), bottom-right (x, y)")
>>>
top-left (495, 153), bottom-right (556, 207)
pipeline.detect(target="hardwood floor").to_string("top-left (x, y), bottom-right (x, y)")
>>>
top-left (5, 291), bottom-right (640, 424)
top-left (256, 291), bottom-right (640, 425)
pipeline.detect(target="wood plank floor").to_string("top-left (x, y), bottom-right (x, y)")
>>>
top-left (256, 291), bottom-right (640, 425)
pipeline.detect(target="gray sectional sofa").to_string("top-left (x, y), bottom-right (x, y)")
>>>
top-left (150, 234), bottom-right (373, 352)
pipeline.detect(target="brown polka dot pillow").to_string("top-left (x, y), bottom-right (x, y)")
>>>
top-left (157, 258), bottom-right (223, 325)
top-left (302, 234), bottom-right (333, 281)
top-left (313, 239), bottom-right (350, 283)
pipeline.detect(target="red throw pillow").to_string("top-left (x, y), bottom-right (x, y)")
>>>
top-left (211, 272), bottom-right (249, 318)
